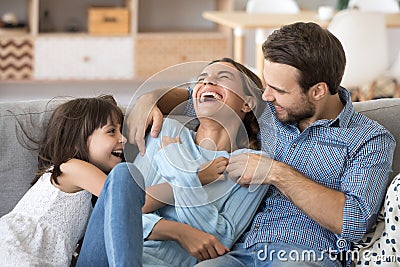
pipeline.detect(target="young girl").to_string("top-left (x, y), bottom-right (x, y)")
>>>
top-left (0, 95), bottom-right (145, 266)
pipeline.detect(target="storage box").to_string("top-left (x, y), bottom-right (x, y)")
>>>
top-left (88, 7), bottom-right (129, 35)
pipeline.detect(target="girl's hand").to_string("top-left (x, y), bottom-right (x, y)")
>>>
top-left (160, 135), bottom-right (182, 149)
top-left (198, 157), bottom-right (228, 185)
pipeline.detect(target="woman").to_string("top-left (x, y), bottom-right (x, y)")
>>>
top-left (77, 58), bottom-right (270, 266)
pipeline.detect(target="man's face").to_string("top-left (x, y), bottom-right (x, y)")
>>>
top-left (262, 60), bottom-right (315, 124)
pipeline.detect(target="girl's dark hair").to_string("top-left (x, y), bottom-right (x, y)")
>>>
top-left (209, 58), bottom-right (265, 150)
top-left (262, 22), bottom-right (346, 95)
top-left (32, 95), bottom-right (123, 185)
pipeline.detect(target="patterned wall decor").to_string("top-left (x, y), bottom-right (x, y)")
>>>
top-left (0, 38), bottom-right (33, 81)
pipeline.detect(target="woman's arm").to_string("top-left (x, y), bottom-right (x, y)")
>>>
top-left (147, 219), bottom-right (229, 261)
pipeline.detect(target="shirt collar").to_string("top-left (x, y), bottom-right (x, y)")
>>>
top-left (329, 86), bottom-right (354, 128)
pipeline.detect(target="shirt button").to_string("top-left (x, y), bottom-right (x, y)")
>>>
top-left (266, 208), bottom-right (272, 213)
top-left (291, 143), bottom-right (297, 149)
top-left (254, 225), bottom-right (259, 230)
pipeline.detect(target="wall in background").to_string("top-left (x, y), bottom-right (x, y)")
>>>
top-left (1, 0), bottom-right (400, 104)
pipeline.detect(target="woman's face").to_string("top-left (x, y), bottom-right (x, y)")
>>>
top-left (193, 62), bottom-right (249, 121)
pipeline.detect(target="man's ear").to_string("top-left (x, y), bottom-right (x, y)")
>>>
top-left (311, 82), bottom-right (329, 100)
top-left (242, 96), bottom-right (256, 113)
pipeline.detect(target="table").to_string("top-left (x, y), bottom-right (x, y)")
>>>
top-left (203, 10), bottom-right (400, 76)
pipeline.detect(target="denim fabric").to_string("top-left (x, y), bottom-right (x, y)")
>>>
top-left (76, 163), bottom-right (145, 267)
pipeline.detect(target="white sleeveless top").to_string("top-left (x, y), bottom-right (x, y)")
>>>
top-left (0, 172), bottom-right (92, 266)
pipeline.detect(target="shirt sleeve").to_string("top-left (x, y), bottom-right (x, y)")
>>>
top-left (340, 128), bottom-right (395, 243)
top-left (153, 144), bottom-right (269, 248)
top-left (134, 118), bottom-right (195, 237)
top-left (183, 85), bottom-right (196, 117)
top-left (142, 213), bottom-right (163, 239)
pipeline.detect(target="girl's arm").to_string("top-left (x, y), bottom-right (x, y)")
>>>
top-left (58, 158), bottom-right (106, 196)
top-left (142, 182), bottom-right (174, 213)
top-left (58, 158), bottom-right (172, 212)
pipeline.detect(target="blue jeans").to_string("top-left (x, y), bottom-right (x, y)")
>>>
top-left (76, 163), bottom-right (145, 267)
top-left (195, 242), bottom-right (343, 267)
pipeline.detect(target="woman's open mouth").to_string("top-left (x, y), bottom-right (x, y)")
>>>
top-left (199, 91), bottom-right (223, 103)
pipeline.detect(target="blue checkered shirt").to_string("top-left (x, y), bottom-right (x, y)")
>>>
top-left (184, 87), bottom-right (395, 254)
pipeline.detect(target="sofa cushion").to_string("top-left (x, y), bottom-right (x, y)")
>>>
top-left (0, 97), bottom-right (399, 218)
top-left (353, 98), bottom-right (400, 181)
top-left (0, 99), bottom-right (65, 217)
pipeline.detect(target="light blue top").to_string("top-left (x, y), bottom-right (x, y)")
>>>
top-left (134, 118), bottom-right (269, 266)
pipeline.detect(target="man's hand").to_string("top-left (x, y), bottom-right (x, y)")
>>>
top-left (198, 157), bottom-right (228, 185)
top-left (227, 154), bottom-right (346, 234)
top-left (226, 153), bottom-right (273, 187)
top-left (176, 224), bottom-right (230, 261)
top-left (126, 94), bottom-right (164, 155)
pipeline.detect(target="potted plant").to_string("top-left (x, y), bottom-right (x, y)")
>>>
top-left (337, 0), bottom-right (349, 10)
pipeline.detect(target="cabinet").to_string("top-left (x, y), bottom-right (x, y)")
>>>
top-left (34, 37), bottom-right (133, 80)
top-left (0, 0), bottom-right (233, 81)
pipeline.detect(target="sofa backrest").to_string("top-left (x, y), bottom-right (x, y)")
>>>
top-left (0, 99), bottom-right (63, 218)
top-left (0, 97), bottom-right (399, 217)
top-left (353, 98), bottom-right (400, 180)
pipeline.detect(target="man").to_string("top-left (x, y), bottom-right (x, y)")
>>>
top-left (127, 22), bottom-right (395, 266)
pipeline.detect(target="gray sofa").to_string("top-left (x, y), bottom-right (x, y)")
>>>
top-left (1, 97), bottom-right (400, 218)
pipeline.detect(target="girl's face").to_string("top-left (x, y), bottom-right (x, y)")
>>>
top-left (193, 62), bottom-right (250, 120)
top-left (87, 119), bottom-right (126, 173)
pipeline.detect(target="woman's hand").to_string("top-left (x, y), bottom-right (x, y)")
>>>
top-left (176, 224), bottom-right (230, 261)
top-left (126, 93), bottom-right (164, 155)
top-left (198, 157), bottom-right (228, 185)
top-left (148, 219), bottom-right (229, 261)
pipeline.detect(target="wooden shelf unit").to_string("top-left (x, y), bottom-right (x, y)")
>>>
top-left (0, 0), bottom-right (233, 81)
